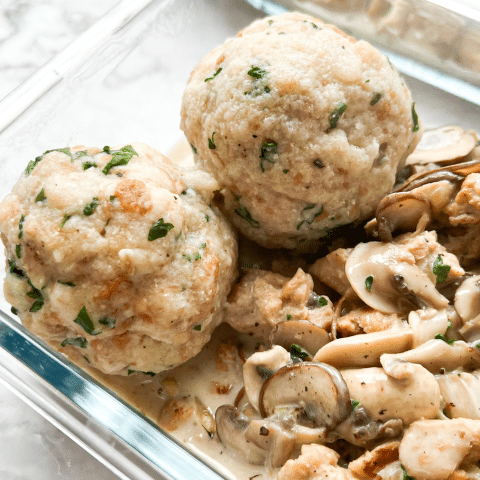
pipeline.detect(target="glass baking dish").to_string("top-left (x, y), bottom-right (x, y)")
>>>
top-left (0, 0), bottom-right (479, 479)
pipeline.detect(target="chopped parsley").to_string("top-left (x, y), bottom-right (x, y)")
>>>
top-left (83, 197), bottom-right (99, 216)
top-left (60, 214), bottom-right (71, 228)
top-left (18, 214), bottom-right (25, 239)
top-left (411, 103), bottom-right (419, 132)
top-left (260, 140), bottom-right (278, 172)
top-left (44, 147), bottom-right (72, 159)
top-left (204, 67), bottom-right (222, 82)
top-left (82, 161), bottom-right (97, 170)
top-left (194, 252), bottom-right (202, 260)
top-left (61, 337), bottom-right (88, 349)
top-left (351, 399), bottom-right (360, 410)
top-left (247, 66), bottom-right (268, 79)
top-left (35, 188), bottom-right (46, 202)
top-left (190, 144), bottom-right (198, 154)
top-left (102, 145), bottom-right (138, 174)
top-left (317, 296), bottom-right (328, 307)
top-left (290, 344), bottom-right (309, 360)
top-left (25, 155), bottom-right (43, 175)
top-left (26, 279), bottom-right (44, 312)
top-left (283, 169), bottom-right (289, 174)
top-left (365, 275), bottom-right (374, 291)
top-left (296, 204), bottom-right (324, 230)
top-left (11, 306), bottom-right (19, 316)
top-left (200, 243), bottom-right (207, 249)
top-left (8, 259), bottom-right (25, 278)
top-left (328, 102), bottom-right (347, 131)
top-left (74, 306), bottom-right (99, 336)
top-left (73, 150), bottom-right (88, 160)
top-left (370, 92), bottom-right (382, 106)
top-left (99, 317), bottom-right (116, 329)
top-left (287, 314), bottom-right (292, 320)
top-left (432, 255), bottom-right (450, 284)
top-left (193, 324), bottom-right (202, 331)
top-left (313, 159), bottom-right (324, 168)
top-left (183, 253), bottom-right (192, 262)
top-left (148, 218), bottom-right (174, 241)
top-left (234, 206), bottom-right (260, 228)
top-left (208, 132), bottom-right (216, 150)
top-left (58, 280), bottom-right (76, 287)
top-left (15, 244), bottom-right (21, 258)
top-left (435, 333), bottom-right (455, 345)
top-left (110, 195), bottom-right (115, 202)
top-left (205, 215), bottom-right (210, 222)
top-left (401, 465), bottom-right (416, 480)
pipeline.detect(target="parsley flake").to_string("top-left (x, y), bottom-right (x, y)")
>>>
top-left (260, 140), bottom-right (278, 172)
top-left (190, 144), bottom-right (198, 154)
top-left (83, 197), bottom-right (99, 216)
top-left (148, 218), bottom-right (174, 241)
top-left (26, 279), bottom-right (44, 312)
top-left (433, 255), bottom-right (450, 284)
top-left (234, 206), bottom-right (260, 228)
top-left (204, 67), bottom-right (222, 82)
top-left (328, 102), bottom-right (348, 131)
top-left (18, 214), bottom-right (25, 239)
top-left (193, 324), bottom-right (202, 331)
top-left (365, 275), bottom-right (374, 291)
top-left (370, 92), bottom-right (382, 106)
top-left (247, 66), bottom-right (268, 79)
top-left (25, 156), bottom-right (43, 175)
top-left (60, 214), bottom-right (71, 228)
top-left (8, 259), bottom-right (25, 278)
top-left (35, 188), bottom-right (46, 202)
top-left (102, 145), bottom-right (138, 174)
top-left (15, 244), bottom-right (21, 259)
top-left (401, 465), bottom-right (416, 480)
top-left (290, 344), bottom-right (309, 360)
top-left (74, 306), bottom-right (99, 336)
top-left (411, 103), bottom-right (419, 132)
top-left (82, 161), bottom-right (97, 170)
top-left (61, 337), bottom-right (88, 349)
top-left (297, 204), bottom-right (324, 230)
top-left (317, 296), bottom-right (328, 307)
top-left (208, 132), bottom-right (216, 150)
top-left (287, 314), bottom-right (292, 320)
top-left (11, 306), bottom-right (19, 316)
top-left (58, 280), bottom-right (76, 287)
top-left (435, 333), bottom-right (455, 345)
top-left (351, 399), bottom-right (360, 410)
top-left (44, 147), bottom-right (72, 159)
top-left (99, 317), bottom-right (116, 329)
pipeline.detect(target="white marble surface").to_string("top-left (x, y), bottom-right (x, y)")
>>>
top-left (0, 1), bottom-right (125, 478)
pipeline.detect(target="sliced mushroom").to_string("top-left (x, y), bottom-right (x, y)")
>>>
top-left (455, 275), bottom-right (480, 342)
top-left (270, 320), bottom-right (330, 357)
top-left (313, 329), bottom-right (412, 368)
top-left (259, 362), bottom-right (350, 430)
top-left (436, 371), bottom-right (480, 420)
top-left (341, 363), bottom-right (441, 425)
top-left (408, 308), bottom-right (449, 347)
top-left (406, 126), bottom-right (477, 166)
top-left (345, 242), bottom-right (449, 314)
top-left (375, 191), bottom-right (432, 242)
top-left (399, 419), bottom-right (480, 480)
top-left (243, 346), bottom-right (290, 413)
top-left (380, 339), bottom-right (480, 374)
top-left (215, 405), bottom-right (267, 465)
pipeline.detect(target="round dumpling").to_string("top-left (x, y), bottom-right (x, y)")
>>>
top-left (0, 143), bottom-right (237, 375)
top-left (181, 12), bottom-right (422, 249)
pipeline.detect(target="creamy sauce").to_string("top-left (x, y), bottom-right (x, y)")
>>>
top-left (85, 323), bottom-right (279, 480)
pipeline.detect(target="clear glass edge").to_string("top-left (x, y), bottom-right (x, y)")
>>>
top-left (0, 310), bottom-right (226, 480)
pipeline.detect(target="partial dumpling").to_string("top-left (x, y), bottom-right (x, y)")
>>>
top-left (181, 12), bottom-right (421, 249)
top-left (0, 143), bottom-right (237, 375)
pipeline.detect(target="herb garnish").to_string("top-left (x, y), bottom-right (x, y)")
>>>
top-left (73, 150), bottom-right (88, 160)
top-left (61, 337), bottom-right (88, 349)
top-left (25, 156), bottom-right (43, 175)
top-left (204, 67), bottom-right (222, 82)
top-left (83, 197), bottom-right (99, 216)
top-left (60, 213), bottom-right (71, 228)
top-left (297, 204), bottom-right (324, 230)
top-left (27, 279), bottom-right (44, 312)
top-left (74, 306), bottom-right (99, 336)
top-left (328, 102), bottom-right (347, 131)
top-left (11, 306), bottom-right (19, 316)
top-left (8, 259), bottom-right (25, 278)
top-left (287, 314), bottom-right (292, 320)
top-left (183, 254), bottom-right (192, 262)
top-left (365, 275), bottom-right (374, 291)
top-left (18, 214), bottom-right (25, 239)
top-left (432, 255), bottom-right (450, 284)
top-left (260, 140), bottom-right (278, 172)
top-left (370, 92), bottom-right (382, 106)
top-left (208, 132), bottom-right (216, 150)
top-left (15, 245), bottom-right (21, 258)
top-left (234, 206), bottom-right (260, 228)
top-left (193, 324), bottom-right (202, 331)
top-left (317, 296), bottom-right (328, 307)
top-left (44, 147), bottom-right (72, 159)
top-left (435, 333), bottom-right (455, 345)
top-left (82, 161), bottom-right (97, 170)
top-left (58, 280), bottom-right (76, 287)
top-left (401, 465), bottom-right (416, 480)
top-left (290, 344), bottom-right (309, 360)
top-left (35, 188), bottom-right (46, 202)
top-left (313, 159), bottom-right (324, 168)
top-left (102, 145), bottom-right (138, 174)
top-left (99, 317), bottom-right (116, 329)
top-left (411, 103), bottom-right (419, 132)
top-left (148, 218), bottom-right (174, 241)
top-left (247, 66), bottom-right (268, 79)
top-left (190, 144), bottom-right (198, 154)
top-left (351, 399), bottom-right (360, 410)
top-left (245, 65), bottom-right (270, 96)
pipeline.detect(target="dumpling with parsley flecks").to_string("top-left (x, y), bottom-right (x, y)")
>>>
top-left (181, 12), bottom-right (422, 249)
top-left (0, 143), bottom-right (237, 375)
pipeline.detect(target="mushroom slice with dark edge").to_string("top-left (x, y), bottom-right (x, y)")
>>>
top-left (375, 191), bottom-right (432, 242)
top-left (345, 241), bottom-right (449, 315)
top-left (406, 125), bottom-right (477, 166)
top-left (270, 320), bottom-right (330, 357)
top-left (259, 362), bottom-right (350, 430)
top-left (215, 405), bottom-right (295, 467)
